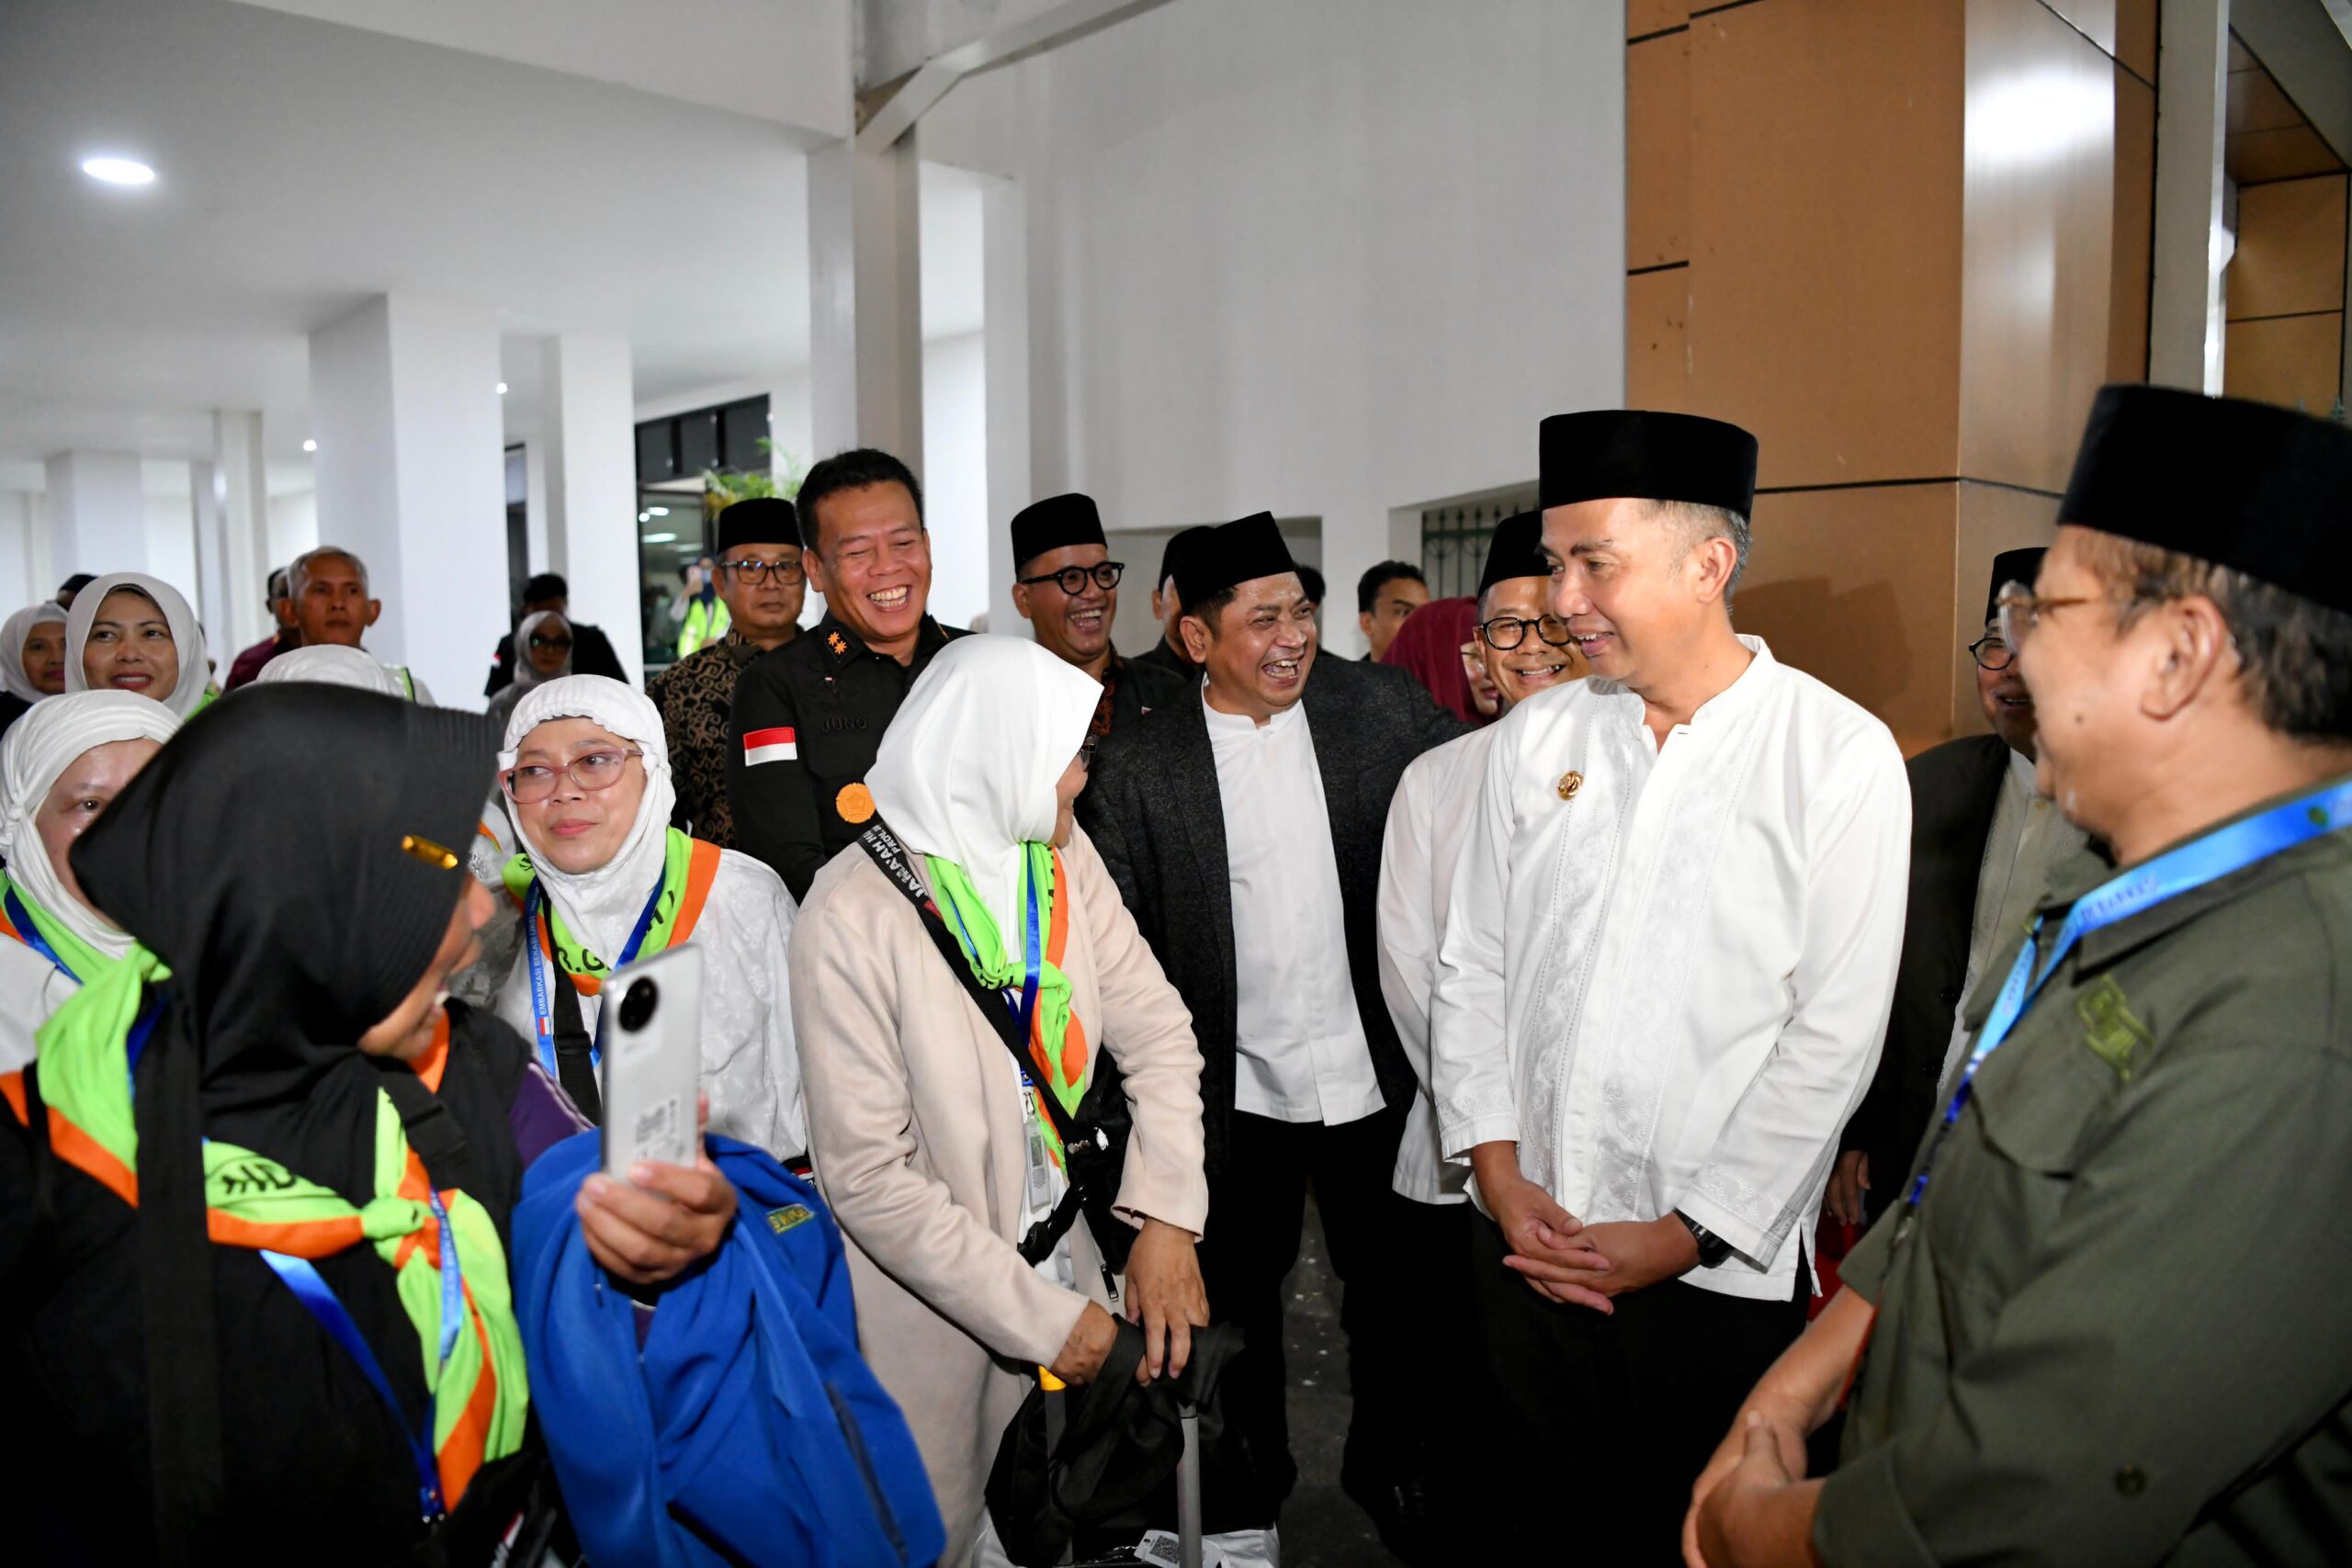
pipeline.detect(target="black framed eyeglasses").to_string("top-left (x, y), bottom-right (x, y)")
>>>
top-left (1479, 614), bottom-right (1574, 650)
top-left (527, 632), bottom-right (573, 653)
top-left (1968, 634), bottom-right (2013, 671)
top-left (720, 557), bottom-right (807, 587)
top-left (1021, 561), bottom-right (1126, 596)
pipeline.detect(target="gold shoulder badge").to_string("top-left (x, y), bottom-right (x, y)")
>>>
top-left (1556, 770), bottom-right (1584, 802)
top-left (2076, 976), bottom-right (2151, 1079)
top-left (765, 1202), bottom-right (815, 1235)
top-left (836, 782), bottom-right (876, 825)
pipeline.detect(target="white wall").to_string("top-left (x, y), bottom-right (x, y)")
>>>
top-left (922, 331), bottom-right (989, 629)
top-left (268, 490), bottom-right (320, 573)
top-left (0, 492), bottom-right (34, 611)
top-left (142, 494), bottom-right (200, 617)
top-left (922, 0), bottom-right (1625, 656)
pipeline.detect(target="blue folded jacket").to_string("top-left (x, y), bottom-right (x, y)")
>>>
top-left (514, 1132), bottom-right (946, 1568)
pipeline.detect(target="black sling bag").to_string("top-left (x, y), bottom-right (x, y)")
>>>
top-left (855, 819), bottom-right (1136, 1280)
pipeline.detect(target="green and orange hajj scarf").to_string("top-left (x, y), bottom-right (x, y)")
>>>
top-left (0, 950), bottom-right (528, 1507)
top-left (927, 841), bottom-right (1094, 1168)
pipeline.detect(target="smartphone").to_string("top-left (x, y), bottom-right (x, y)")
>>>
top-left (599, 943), bottom-right (705, 1180)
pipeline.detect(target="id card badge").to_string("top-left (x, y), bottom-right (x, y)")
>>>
top-left (1019, 1069), bottom-right (1054, 1216)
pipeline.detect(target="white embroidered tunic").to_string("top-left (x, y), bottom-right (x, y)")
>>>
top-left (1430, 637), bottom-right (1910, 1302)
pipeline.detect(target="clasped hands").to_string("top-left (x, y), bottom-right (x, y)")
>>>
top-left (1470, 1144), bottom-right (1700, 1311)
top-left (1050, 1217), bottom-right (1209, 1388)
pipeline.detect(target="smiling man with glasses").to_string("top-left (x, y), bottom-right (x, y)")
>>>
top-left (1829, 546), bottom-right (2086, 1234)
top-left (650, 497), bottom-right (807, 851)
top-left (1009, 492), bottom-right (1190, 742)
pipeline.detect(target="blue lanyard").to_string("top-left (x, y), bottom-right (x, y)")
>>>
top-left (940, 860), bottom-right (1045, 1043)
top-left (521, 871), bottom-right (667, 1077)
top-left (4, 887), bottom-right (77, 984)
top-left (259, 1186), bottom-right (463, 1521)
top-left (1906, 776), bottom-right (2352, 1208)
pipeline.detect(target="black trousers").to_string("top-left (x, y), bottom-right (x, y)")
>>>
top-left (1470, 1216), bottom-right (1809, 1565)
top-left (1197, 1103), bottom-right (1413, 1507)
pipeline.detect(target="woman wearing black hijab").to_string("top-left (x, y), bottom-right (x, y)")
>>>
top-left (0, 685), bottom-right (734, 1566)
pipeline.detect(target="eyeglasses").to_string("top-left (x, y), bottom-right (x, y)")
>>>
top-left (719, 557), bottom-right (807, 587)
top-left (1967, 634), bottom-right (2012, 671)
top-left (1021, 561), bottom-right (1126, 596)
top-left (502, 748), bottom-right (642, 804)
top-left (1479, 614), bottom-right (1575, 650)
top-left (528, 633), bottom-right (573, 653)
top-left (1994, 581), bottom-right (2096, 658)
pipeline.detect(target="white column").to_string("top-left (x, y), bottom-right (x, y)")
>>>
top-left (44, 450), bottom-right (147, 578)
top-left (309, 295), bottom-right (506, 709)
top-left (187, 458), bottom-right (228, 653)
top-left (2149, 0), bottom-right (2232, 392)
top-left (213, 412), bottom-right (277, 660)
top-left (983, 173), bottom-right (1032, 643)
top-left (538, 332), bottom-right (644, 684)
top-left (808, 131), bottom-right (925, 467)
top-left (0, 491), bottom-right (34, 610)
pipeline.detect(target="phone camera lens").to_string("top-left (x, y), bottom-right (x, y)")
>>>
top-left (617, 978), bottom-right (659, 1032)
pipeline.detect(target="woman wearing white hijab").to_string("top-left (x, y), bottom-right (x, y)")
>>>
top-left (64, 571), bottom-right (211, 718)
top-left (0, 690), bottom-right (180, 1066)
top-left (791, 635), bottom-right (1210, 1564)
top-left (0, 603), bottom-right (69, 737)
top-left (484, 609), bottom-right (573, 737)
top-left (486, 673), bottom-right (804, 1157)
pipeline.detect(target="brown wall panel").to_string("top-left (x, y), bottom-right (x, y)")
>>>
top-left (1685, 0), bottom-right (1966, 490)
top-left (2109, 67), bottom-right (2155, 381)
top-left (1737, 482), bottom-right (1960, 754)
top-left (2224, 312), bottom-right (2346, 411)
top-left (2113, 0), bottom-right (2156, 84)
top-left (2227, 175), bottom-right (2349, 321)
top-left (1627, 31), bottom-right (1690, 269)
top-left (1957, 0), bottom-right (2118, 496)
top-left (1630, 0), bottom-right (1688, 40)
top-left (1627, 266), bottom-right (1690, 411)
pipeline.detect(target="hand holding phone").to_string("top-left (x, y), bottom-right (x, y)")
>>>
top-left (600, 944), bottom-right (704, 1179)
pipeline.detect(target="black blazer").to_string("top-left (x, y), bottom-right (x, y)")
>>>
top-left (1078, 656), bottom-right (1464, 1172)
top-left (1842, 733), bottom-right (2010, 1216)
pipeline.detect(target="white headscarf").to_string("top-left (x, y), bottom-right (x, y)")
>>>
top-left (63, 572), bottom-right (210, 718)
top-left (501, 674), bottom-right (676, 963)
top-left (0, 690), bottom-right (181, 961)
top-left (0, 604), bottom-right (68, 704)
top-left (866, 635), bottom-right (1102, 941)
top-left (509, 610), bottom-right (573, 695)
top-left (249, 643), bottom-right (406, 697)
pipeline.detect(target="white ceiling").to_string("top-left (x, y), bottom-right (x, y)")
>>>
top-left (0, 0), bottom-right (822, 476)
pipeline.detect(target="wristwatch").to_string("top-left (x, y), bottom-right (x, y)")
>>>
top-left (1673, 1209), bottom-right (1732, 1269)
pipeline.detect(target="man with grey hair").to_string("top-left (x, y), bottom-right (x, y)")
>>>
top-left (288, 546), bottom-right (434, 702)
top-left (1428, 410), bottom-right (1909, 1561)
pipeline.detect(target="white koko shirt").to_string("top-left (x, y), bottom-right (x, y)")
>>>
top-left (1430, 637), bottom-right (1910, 1302)
top-left (1375, 724), bottom-right (1503, 1205)
top-left (1204, 691), bottom-right (1384, 1127)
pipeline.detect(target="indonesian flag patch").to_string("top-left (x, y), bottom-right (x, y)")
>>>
top-left (741, 726), bottom-right (798, 766)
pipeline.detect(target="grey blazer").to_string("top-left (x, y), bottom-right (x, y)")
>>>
top-left (1078, 654), bottom-right (1464, 1172)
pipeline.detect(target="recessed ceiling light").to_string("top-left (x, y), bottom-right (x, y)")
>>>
top-left (81, 156), bottom-right (155, 187)
top-left (649, 506), bottom-right (669, 516)
top-left (302, 438), bottom-right (317, 453)
top-left (642, 532), bottom-right (678, 544)
top-left (496, 381), bottom-right (508, 395)
top-left (638, 512), bottom-right (650, 522)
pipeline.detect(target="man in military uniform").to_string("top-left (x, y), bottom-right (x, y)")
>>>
top-left (1687, 385), bottom-right (2352, 1566)
top-left (649, 496), bottom-right (804, 848)
top-left (1009, 491), bottom-right (1190, 739)
top-left (728, 448), bottom-right (963, 901)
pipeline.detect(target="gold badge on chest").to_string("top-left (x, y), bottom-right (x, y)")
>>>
top-left (1556, 770), bottom-right (1584, 802)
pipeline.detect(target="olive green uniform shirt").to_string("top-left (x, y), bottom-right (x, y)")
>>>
top-left (1818, 781), bottom-right (2352, 1565)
